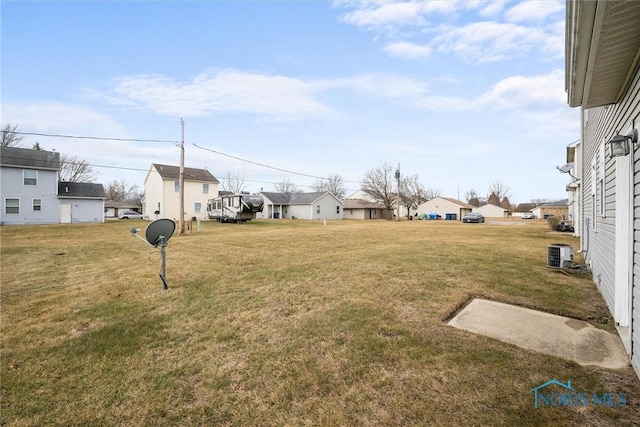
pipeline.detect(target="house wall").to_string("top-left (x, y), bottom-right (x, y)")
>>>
top-left (343, 207), bottom-right (387, 220)
top-left (416, 197), bottom-right (469, 219)
top-left (144, 169), bottom-right (164, 220)
top-left (0, 167), bottom-right (59, 225)
top-left (289, 194), bottom-right (343, 220)
top-left (474, 204), bottom-right (509, 218)
top-left (580, 66), bottom-right (640, 372)
top-left (59, 198), bottom-right (105, 223)
top-left (531, 206), bottom-right (568, 219)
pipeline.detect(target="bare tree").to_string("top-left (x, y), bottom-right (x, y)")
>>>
top-left (274, 178), bottom-right (299, 194)
top-left (221, 171), bottom-right (247, 194)
top-left (487, 180), bottom-right (512, 201)
top-left (424, 186), bottom-right (442, 201)
top-left (500, 196), bottom-right (513, 210)
top-left (104, 179), bottom-right (140, 202)
top-left (1, 124), bottom-right (24, 147)
top-left (487, 192), bottom-right (500, 206)
top-left (361, 162), bottom-right (396, 217)
top-left (312, 173), bottom-right (345, 199)
top-left (465, 189), bottom-right (479, 203)
top-left (401, 174), bottom-right (431, 217)
top-left (59, 154), bottom-right (97, 183)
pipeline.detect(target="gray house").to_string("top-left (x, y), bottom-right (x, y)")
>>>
top-left (259, 191), bottom-right (343, 220)
top-left (1, 146), bottom-right (61, 225)
top-left (1, 146), bottom-right (105, 225)
top-left (565, 1), bottom-right (640, 376)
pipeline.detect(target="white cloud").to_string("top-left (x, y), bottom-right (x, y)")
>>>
top-left (339, 1), bottom-right (456, 30)
top-left (505, 0), bottom-right (564, 23)
top-left (336, 1), bottom-right (565, 63)
top-left (382, 41), bottom-right (432, 59)
top-left (329, 73), bottom-right (431, 103)
top-left (433, 21), bottom-right (550, 63)
top-left (106, 69), bottom-right (338, 121)
top-left (478, 70), bottom-right (566, 109)
top-left (2, 102), bottom-right (124, 135)
top-left (478, 1), bottom-right (505, 18)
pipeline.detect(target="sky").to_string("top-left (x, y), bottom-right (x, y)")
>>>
top-left (1, 0), bottom-right (580, 204)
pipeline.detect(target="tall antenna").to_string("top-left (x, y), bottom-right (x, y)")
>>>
top-left (179, 118), bottom-right (185, 236)
top-left (395, 163), bottom-right (401, 221)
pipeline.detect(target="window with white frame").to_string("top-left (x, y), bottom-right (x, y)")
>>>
top-left (174, 181), bottom-right (180, 192)
top-left (317, 205), bottom-right (321, 214)
top-left (33, 199), bottom-right (42, 211)
top-left (194, 202), bottom-right (201, 213)
top-left (23, 170), bottom-right (37, 186)
top-left (5, 198), bottom-right (19, 214)
top-left (203, 183), bottom-right (209, 194)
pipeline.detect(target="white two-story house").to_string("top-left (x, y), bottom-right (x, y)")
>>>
top-left (143, 163), bottom-right (219, 221)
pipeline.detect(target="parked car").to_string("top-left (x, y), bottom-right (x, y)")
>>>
top-left (522, 212), bottom-right (535, 219)
top-left (462, 212), bottom-right (485, 223)
top-left (119, 210), bottom-right (143, 220)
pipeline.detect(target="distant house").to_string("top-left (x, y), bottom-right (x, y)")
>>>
top-left (143, 163), bottom-right (219, 221)
top-left (1, 146), bottom-right (61, 225)
top-left (345, 189), bottom-right (407, 218)
top-left (416, 197), bottom-right (473, 220)
top-left (474, 203), bottom-right (510, 219)
top-left (104, 200), bottom-right (142, 219)
top-left (259, 191), bottom-right (343, 220)
top-left (531, 200), bottom-right (568, 220)
top-left (512, 202), bottom-right (537, 218)
top-left (57, 182), bottom-right (105, 223)
top-left (342, 198), bottom-right (391, 220)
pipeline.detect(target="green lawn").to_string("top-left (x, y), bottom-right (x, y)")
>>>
top-left (2, 219), bottom-right (638, 426)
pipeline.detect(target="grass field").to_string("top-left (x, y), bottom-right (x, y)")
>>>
top-left (2, 218), bottom-right (639, 426)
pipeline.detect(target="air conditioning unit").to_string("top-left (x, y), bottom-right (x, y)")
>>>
top-left (547, 244), bottom-right (573, 268)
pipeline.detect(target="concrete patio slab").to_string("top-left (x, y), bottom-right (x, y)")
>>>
top-left (448, 298), bottom-right (629, 369)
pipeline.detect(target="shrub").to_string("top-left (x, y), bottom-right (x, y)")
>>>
top-left (546, 215), bottom-right (560, 230)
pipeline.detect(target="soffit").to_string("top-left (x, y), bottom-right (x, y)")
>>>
top-left (566, 1), bottom-right (640, 108)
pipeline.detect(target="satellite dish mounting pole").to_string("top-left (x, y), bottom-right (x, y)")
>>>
top-left (158, 235), bottom-right (169, 290)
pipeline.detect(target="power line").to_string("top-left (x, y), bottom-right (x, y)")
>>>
top-left (14, 131), bottom-right (178, 144)
top-left (8, 129), bottom-right (362, 188)
top-left (193, 143), bottom-right (361, 184)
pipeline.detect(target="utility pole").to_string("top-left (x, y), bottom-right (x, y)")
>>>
top-left (179, 118), bottom-right (185, 236)
top-left (395, 163), bottom-right (400, 221)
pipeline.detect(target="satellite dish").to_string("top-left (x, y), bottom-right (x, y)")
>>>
top-left (130, 219), bottom-right (176, 290)
top-left (145, 219), bottom-right (176, 247)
